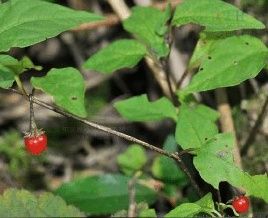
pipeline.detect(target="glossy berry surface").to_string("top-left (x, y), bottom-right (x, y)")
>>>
top-left (232, 195), bottom-right (250, 214)
top-left (24, 133), bottom-right (47, 155)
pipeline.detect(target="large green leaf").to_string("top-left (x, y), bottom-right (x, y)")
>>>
top-left (31, 67), bottom-right (87, 118)
top-left (181, 35), bottom-right (268, 94)
top-left (0, 0), bottom-right (103, 52)
top-left (194, 133), bottom-right (268, 203)
top-left (83, 40), bottom-right (146, 74)
top-left (165, 193), bottom-right (215, 217)
top-left (114, 94), bottom-right (177, 122)
top-left (0, 188), bottom-right (85, 217)
top-left (117, 144), bottom-right (147, 175)
top-left (55, 174), bottom-right (157, 215)
top-left (123, 6), bottom-right (169, 58)
top-left (172, 0), bottom-right (265, 32)
top-left (175, 104), bottom-right (218, 150)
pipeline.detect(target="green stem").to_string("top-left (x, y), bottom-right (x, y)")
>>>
top-left (15, 75), bottom-right (28, 96)
top-left (212, 210), bottom-right (223, 217)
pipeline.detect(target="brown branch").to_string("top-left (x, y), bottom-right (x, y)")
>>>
top-left (6, 87), bottom-right (201, 196)
top-left (72, 0), bottom-right (182, 32)
top-left (241, 95), bottom-right (268, 156)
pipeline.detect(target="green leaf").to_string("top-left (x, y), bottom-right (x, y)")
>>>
top-left (139, 208), bottom-right (157, 218)
top-left (55, 174), bottom-right (157, 215)
top-left (31, 67), bottom-right (87, 118)
top-left (165, 193), bottom-right (215, 217)
top-left (114, 94), bottom-right (177, 122)
top-left (181, 35), bottom-right (268, 94)
top-left (0, 55), bottom-right (42, 75)
top-left (165, 203), bottom-right (202, 217)
top-left (172, 0), bottom-right (265, 32)
top-left (0, 65), bottom-right (15, 88)
top-left (151, 156), bottom-right (187, 184)
top-left (0, 0), bottom-right (103, 52)
top-left (0, 188), bottom-right (85, 217)
top-left (194, 133), bottom-right (268, 202)
top-left (117, 144), bottom-right (147, 175)
top-left (175, 104), bottom-right (218, 150)
top-left (195, 193), bottom-right (215, 214)
top-left (151, 135), bottom-right (187, 184)
top-left (155, 3), bottom-right (172, 36)
top-left (83, 40), bottom-right (146, 74)
top-left (123, 6), bottom-right (169, 57)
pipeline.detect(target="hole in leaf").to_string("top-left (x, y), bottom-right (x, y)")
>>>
top-left (200, 67), bottom-right (204, 71)
top-left (204, 137), bottom-right (208, 141)
top-left (71, 96), bottom-right (78, 100)
top-left (245, 42), bottom-right (249, 45)
top-left (208, 56), bottom-right (212, 60)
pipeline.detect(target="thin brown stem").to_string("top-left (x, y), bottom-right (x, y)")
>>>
top-left (241, 96), bottom-right (268, 156)
top-left (7, 88), bottom-right (202, 196)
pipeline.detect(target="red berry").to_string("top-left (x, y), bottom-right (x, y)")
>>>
top-left (24, 133), bottom-right (47, 155)
top-left (232, 195), bottom-right (250, 214)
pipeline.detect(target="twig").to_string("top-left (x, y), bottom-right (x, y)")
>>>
top-left (72, 0), bottom-right (182, 32)
top-left (6, 87), bottom-right (202, 195)
top-left (241, 96), bottom-right (268, 156)
top-left (176, 69), bottom-right (190, 89)
top-left (128, 171), bottom-right (141, 218)
top-left (215, 88), bottom-right (242, 168)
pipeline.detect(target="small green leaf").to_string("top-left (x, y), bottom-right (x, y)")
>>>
top-left (84, 40), bottom-right (146, 74)
top-left (139, 208), bottom-right (157, 218)
top-left (165, 203), bottom-right (202, 217)
top-left (55, 174), bottom-right (157, 215)
top-left (123, 6), bottom-right (169, 57)
top-left (31, 67), bottom-right (87, 118)
top-left (194, 133), bottom-right (268, 203)
top-left (172, 0), bottom-right (265, 32)
top-left (181, 35), bottom-right (268, 94)
top-left (117, 144), bottom-right (147, 175)
top-left (0, 0), bottom-right (103, 52)
top-left (195, 193), bottom-right (215, 214)
top-left (114, 94), bottom-right (177, 122)
top-left (165, 193), bottom-right (215, 217)
top-left (175, 104), bottom-right (218, 150)
top-left (151, 135), bottom-right (187, 184)
top-left (0, 188), bottom-right (85, 217)
top-left (0, 56), bottom-right (42, 75)
top-left (151, 156), bottom-right (187, 184)
top-left (0, 65), bottom-right (15, 88)
top-left (155, 3), bottom-right (172, 36)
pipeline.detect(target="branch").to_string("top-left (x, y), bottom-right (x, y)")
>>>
top-left (241, 95), bottom-right (268, 156)
top-left (6, 87), bottom-right (201, 195)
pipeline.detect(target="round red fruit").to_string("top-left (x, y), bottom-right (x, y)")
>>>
top-left (24, 133), bottom-right (47, 155)
top-left (232, 195), bottom-right (250, 214)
